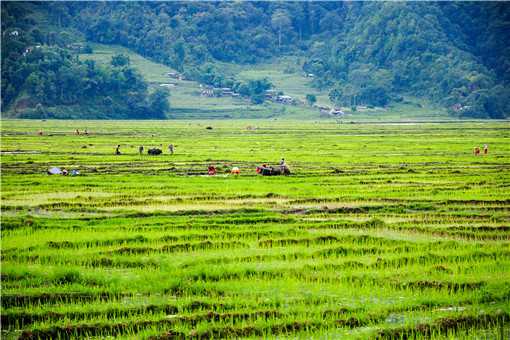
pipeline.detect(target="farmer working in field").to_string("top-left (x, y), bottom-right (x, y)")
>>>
top-left (483, 144), bottom-right (488, 155)
top-left (168, 144), bottom-right (174, 154)
top-left (115, 145), bottom-right (121, 155)
top-left (279, 158), bottom-right (286, 172)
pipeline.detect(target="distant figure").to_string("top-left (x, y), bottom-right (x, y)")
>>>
top-left (483, 144), bottom-right (488, 155)
top-left (474, 146), bottom-right (480, 156)
top-left (115, 145), bottom-right (121, 155)
top-left (139, 145), bottom-right (144, 155)
top-left (62, 169), bottom-right (69, 176)
top-left (38, 130), bottom-right (43, 136)
top-left (168, 144), bottom-right (174, 154)
top-left (84, 129), bottom-right (89, 135)
top-left (279, 158), bottom-right (286, 172)
top-left (231, 167), bottom-right (240, 175)
top-left (75, 129), bottom-right (80, 135)
top-left (208, 165), bottom-right (216, 176)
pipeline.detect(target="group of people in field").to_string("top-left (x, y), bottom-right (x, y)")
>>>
top-left (473, 144), bottom-right (489, 156)
top-left (207, 158), bottom-right (290, 176)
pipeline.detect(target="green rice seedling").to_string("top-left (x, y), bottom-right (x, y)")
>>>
top-left (1, 120), bottom-right (509, 338)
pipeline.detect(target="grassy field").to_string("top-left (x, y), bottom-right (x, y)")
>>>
top-left (1, 119), bottom-right (509, 339)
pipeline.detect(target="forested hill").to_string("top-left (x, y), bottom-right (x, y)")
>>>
top-left (2, 1), bottom-right (509, 119)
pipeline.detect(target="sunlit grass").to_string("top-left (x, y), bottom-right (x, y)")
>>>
top-left (1, 119), bottom-right (509, 338)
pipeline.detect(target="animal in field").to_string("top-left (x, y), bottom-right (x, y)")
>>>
top-left (148, 148), bottom-right (162, 155)
top-left (256, 165), bottom-right (291, 176)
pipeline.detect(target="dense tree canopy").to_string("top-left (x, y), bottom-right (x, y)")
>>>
top-left (2, 1), bottom-right (509, 119)
top-left (1, 2), bottom-right (169, 119)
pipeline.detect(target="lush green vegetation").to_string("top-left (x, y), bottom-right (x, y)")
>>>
top-left (307, 2), bottom-right (510, 118)
top-left (1, 2), bottom-right (168, 119)
top-left (2, 1), bottom-right (509, 119)
top-left (1, 119), bottom-right (509, 338)
top-left (68, 1), bottom-right (510, 118)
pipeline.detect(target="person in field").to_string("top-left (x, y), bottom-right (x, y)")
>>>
top-left (38, 130), bottom-right (43, 136)
top-left (139, 145), bottom-right (144, 155)
top-left (279, 158), bottom-right (286, 172)
top-left (84, 129), bottom-right (89, 135)
top-left (75, 129), bottom-right (80, 135)
top-left (115, 145), bottom-right (121, 155)
top-left (208, 165), bottom-right (216, 176)
top-left (168, 144), bottom-right (174, 154)
top-left (473, 146), bottom-right (480, 156)
top-left (483, 144), bottom-right (488, 155)
top-left (231, 167), bottom-right (240, 175)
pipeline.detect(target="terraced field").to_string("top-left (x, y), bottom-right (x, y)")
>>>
top-left (1, 119), bottom-right (509, 339)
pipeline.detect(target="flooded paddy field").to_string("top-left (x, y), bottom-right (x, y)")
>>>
top-left (1, 120), bottom-right (509, 339)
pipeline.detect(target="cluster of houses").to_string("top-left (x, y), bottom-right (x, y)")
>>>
top-left (451, 103), bottom-right (471, 112)
top-left (159, 72), bottom-right (183, 89)
top-left (316, 105), bottom-right (345, 116)
top-left (200, 86), bottom-right (240, 98)
top-left (264, 90), bottom-right (299, 105)
top-left (160, 70), bottom-right (344, 115)
top-left (167, 72), bottom-right (185, 81)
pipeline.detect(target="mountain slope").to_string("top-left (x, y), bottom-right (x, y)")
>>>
top-left (1, 2), bottom-right (169, 119)
top-left (1, 1), bottom-right (509, 119)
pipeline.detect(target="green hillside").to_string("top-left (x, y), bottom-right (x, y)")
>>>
top-left (81, 44), bottom-right (448, 121)
top-left (2, 1), bottom-right (507, 120)
top-left (78, 44), bottom-right (272, 119)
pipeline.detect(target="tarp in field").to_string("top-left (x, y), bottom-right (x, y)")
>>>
top-left (48, 167), bottom-right (62, 175)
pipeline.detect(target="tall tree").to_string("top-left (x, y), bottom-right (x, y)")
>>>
top-left (271, 9), bottom-right (291, 49)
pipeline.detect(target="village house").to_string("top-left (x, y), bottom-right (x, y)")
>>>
top-left (201, 88), bottom-right (214, 97)
top-left (167, 72), bottom-right (179, 78)
top-left (317, 105), bottom-right (331, 114)
top-left (329, 108), bottom-right (345, 116)
top-left (276, 95), bottom-right (294, 104)
top-left (22, 44), bottom-right (42, 57)
top-left (167, 72), bottom-right (185, 80)
top-left (451, 103), bottom-right (471, 112)
top-left (160, 83), bottom-right (177, 88)
top-left (265, 89), bottom-right (278, 100)
top-left (220, 87), bottom-right (235, 96)
top-left (67, 43), bottom-right (84, 52)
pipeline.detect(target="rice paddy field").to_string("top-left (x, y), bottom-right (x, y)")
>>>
top-left (1, 119), bottom-right (509, 339)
